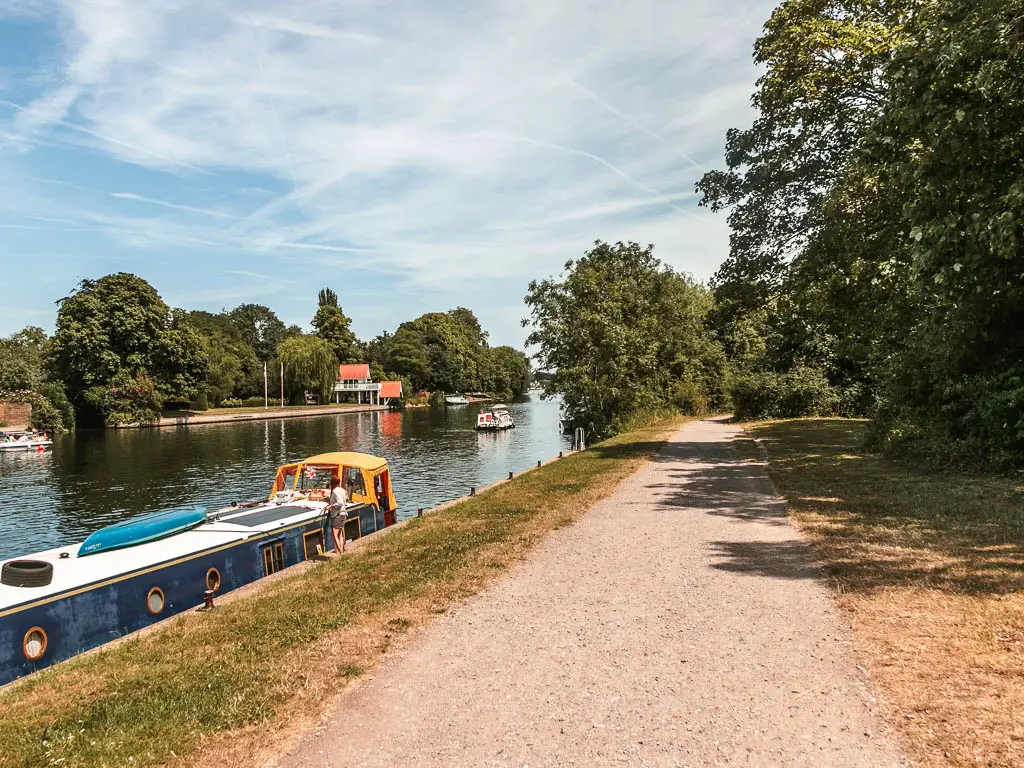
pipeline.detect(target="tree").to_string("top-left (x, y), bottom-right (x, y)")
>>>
top-left (50, 273), bottom-right (207, 425)
top-left (859, 0), bottom-right (1024, 465)
top-left (0, 328), bottom-right (44, 391)
top-left (386, 326), bottom-right (430, 390)
top-left (697, 0), bottom-right (918, 418)
top-left (229, 304), bottom-right (286, 362)
top-left (697, 0), bottom-right (913, 318)
top-left (525, 241), bottom-right (725, 437)
top-left (311, 287), bottom-right (360, 364)
top-left (277, 335), bottom-right (337, 404)
top-left (185, 311), bottom-right (262, 402)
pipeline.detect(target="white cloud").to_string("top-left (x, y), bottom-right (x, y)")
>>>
top-left (2, 0), bottom-right (775, 340)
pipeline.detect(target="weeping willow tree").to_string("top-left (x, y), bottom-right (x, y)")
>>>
top-left (276, 335), bottom-right (336, 404)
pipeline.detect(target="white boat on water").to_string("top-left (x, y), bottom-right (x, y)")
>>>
top-left (476, 404), bottom-right (515, 431)
top-left (445, 395), bottom-right (469, 405)
top-left (0, 431), bottom-right (52, 452)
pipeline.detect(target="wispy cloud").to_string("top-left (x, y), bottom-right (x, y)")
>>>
top-left (109, 192), bottom-right (237, 219)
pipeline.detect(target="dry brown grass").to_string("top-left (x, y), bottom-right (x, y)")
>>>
top-left (744, 419), bottom-right (1024, 767)
top-left (0, 417), bottom-right (683, 768)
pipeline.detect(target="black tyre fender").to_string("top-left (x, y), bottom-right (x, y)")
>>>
top-left (2, 559), bottom-right (54, 587)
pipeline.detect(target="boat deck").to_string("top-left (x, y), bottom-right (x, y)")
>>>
top-left (0, 500), bottom-right (325, 614)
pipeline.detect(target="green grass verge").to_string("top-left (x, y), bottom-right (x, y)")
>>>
top-left (0, 417), bottom-right (681, 768)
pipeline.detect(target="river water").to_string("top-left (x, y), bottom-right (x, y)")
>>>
top-left (0, 394), bottom-right (569, 560)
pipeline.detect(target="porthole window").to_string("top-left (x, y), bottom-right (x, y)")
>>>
top-left (23, 626), bottom-right (47, 662)
top-left (206, 567), bottom-right (221, 592)
top-left (147, 587), bottom-right (165, 616)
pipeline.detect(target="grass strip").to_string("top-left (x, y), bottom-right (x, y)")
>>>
top-left (0, 417), bottom-right (682, 768)
top-left (744, 418), bottom-right (1023, 768)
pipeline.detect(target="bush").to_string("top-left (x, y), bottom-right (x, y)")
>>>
top-left (83, 372), bottom-right (163, 426)
top-left (732, 366), bottom-right (844, 420)
top-left (191, 392), bottom-right (209, 411)
top-left (428, 391), bottom-right (446, 407)
top-left (37, 382), bottom-right (75, 429)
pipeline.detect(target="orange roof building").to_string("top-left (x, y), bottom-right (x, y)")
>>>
top-left (337, 363), bottom-right (370, 381)
top-left (378, 381), bottom-right (403, 399)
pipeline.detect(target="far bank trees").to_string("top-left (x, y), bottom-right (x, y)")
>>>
top-left (50, 273), bottom-right (207, 426)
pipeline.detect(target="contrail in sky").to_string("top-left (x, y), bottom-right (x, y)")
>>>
top-left (560, 76), bottom-right (707, 174)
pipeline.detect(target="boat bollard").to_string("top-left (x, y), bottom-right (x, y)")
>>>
top-left (202, 589), bottom-right (215, 611)
top-left (537, 460), bottom-right (542, 468)
top-left (559, 451), bottom-right (563, 458)
top-left (470, 487), bottom-right (476, 496)
top-left (508, 471), bottom-right (514, 480)
top-left (418, 508), bottom-right (423, 518)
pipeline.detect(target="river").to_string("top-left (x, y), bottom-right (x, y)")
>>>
top-left (0, 394), bottom-right (569, 560)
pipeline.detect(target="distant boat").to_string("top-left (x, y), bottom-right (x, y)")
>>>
top-left (445, 395), bottom-right (469, 405)
top-left (476, 404), bottom-right (515, 431)
top-left (0, 431), bottom-right (52, 452)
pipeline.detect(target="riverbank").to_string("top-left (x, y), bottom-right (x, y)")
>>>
top-left (738, 419), bottom-right (1023, 768)
top-left (148, 402), bottom-right (387, 429)
top-left (0, 416), bottom-right (683, 768)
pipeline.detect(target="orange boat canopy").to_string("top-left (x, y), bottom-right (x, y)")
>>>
top-left (269, 451), bottom-right (397, 512)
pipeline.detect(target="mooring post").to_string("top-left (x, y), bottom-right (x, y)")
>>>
top-left (537, 460), bottom-right (542, 468)
top-left (508, 471), bottom-right (514, 480)
top-left (417, 508), bottom-right (423, 518)
top-left (470, 487), bottom-right (476, 496)
top-left (558, 451), bottom-right (563, 458)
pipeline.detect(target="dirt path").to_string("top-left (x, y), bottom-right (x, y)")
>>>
top-left (276, 418), bottom-right (904, 767)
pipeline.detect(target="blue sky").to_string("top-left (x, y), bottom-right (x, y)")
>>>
top-left (0, 0), bottom-right (775, 348)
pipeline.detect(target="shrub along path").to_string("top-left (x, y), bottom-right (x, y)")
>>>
top-left (277, 418), bottom-right (902, 767)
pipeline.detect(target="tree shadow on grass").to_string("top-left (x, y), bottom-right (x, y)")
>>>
top-left (749, 419), bottom-right (1024, 596)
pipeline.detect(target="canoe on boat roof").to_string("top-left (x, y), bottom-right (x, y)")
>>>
top-left (78, 506), bottom-right (208, 557)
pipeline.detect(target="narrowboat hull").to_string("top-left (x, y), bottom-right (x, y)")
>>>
top-left (0, 502), bottom-right (391, 687)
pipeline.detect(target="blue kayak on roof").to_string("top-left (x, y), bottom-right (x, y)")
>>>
top-left (78, 506), bottom-right (208, 557)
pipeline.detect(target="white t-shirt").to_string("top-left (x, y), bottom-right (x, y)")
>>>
top-left (330, 485), bottom-right (348, 509)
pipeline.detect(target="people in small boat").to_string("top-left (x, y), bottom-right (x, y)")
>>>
top-left (327, 477), bottom-right (349, 553)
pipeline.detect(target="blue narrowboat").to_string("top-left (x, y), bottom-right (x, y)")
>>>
top-left (0, 452), bottom-right (398, 688)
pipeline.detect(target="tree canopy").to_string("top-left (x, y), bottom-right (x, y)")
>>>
top-left (311, 286), bottom-right (360, 364)
top-left (525, 241), bottom-right (726, 437)
top-left (50, 274), bottom-right (207, 425)
top-left (699, 0), bottom-right (1024, 466)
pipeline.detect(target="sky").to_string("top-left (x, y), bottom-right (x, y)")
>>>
top-left (0, 0), bottom-right (774, 348)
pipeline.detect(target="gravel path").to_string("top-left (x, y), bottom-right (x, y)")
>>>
top-left (278, 418), bottom-right (904, 767)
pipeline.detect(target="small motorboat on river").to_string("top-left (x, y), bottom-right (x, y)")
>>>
top-left (445, 395), bottom-right (469, 405)
top-left (0, 451), bottom-right (397, 687)
top-left (0, 431), bottom-right (52, 452)
top-left (475, 404), bottom-right (515, 431)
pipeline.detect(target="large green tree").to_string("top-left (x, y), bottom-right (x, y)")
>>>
top-left (311, 287), bottom-right (360, 364)
top-left (0, 327), bottom-right (45, 391)
top-left (525, 241), bottom-right (726, 436)
top-left (50, 273), bottom-right (207, 425)
top-left (185, 311), bottom-right (262, 401)
top-left (229, 304), bottom-right (287, 362)
top-left (859, 0), bottom-right (1024, 464)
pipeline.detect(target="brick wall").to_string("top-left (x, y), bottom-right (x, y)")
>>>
top-left (0, 402), bottom-right (31, 429)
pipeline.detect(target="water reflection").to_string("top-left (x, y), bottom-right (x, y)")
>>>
top-left (0, 394), bottom-right (568, 559)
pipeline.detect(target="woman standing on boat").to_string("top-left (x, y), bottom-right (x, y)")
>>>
top-left (327, 478), bottom-right (348, 553)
